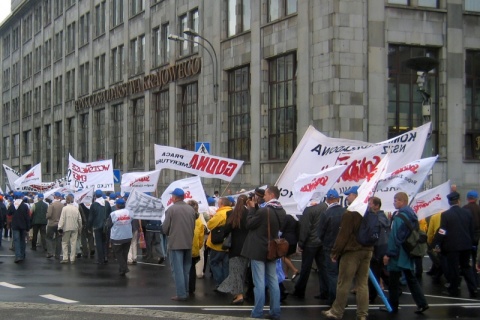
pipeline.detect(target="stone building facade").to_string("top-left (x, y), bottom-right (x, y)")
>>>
top-left (1, 0), bottom-right (480, 196)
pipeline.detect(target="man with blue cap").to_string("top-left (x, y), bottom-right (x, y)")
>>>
top-left (8, 192), bottom-right (31, 263)
top-left (88, 190), bottom-right (112, 264)
top-left (344, 186), bottom-right (359, 207)
top-left (107, 198), bottom-right (133, 275)
top-left (31, 193), bottom-right (48, 251)
top-left (46, 191), bottom-right (64, 259)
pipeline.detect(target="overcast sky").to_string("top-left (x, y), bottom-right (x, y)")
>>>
top-left (0, 2), bottom-right (12, 25)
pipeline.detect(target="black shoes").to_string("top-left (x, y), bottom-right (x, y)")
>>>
top-left (379, 306), bottom-right (398, 313)
top-left (414, 305), bottom-right (429, 314)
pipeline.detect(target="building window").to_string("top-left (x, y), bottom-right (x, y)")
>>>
top-left (3, 68), bottom-right (10, 91)
top-left (3, 102), bottom-right (10, 124)
top-left (387, 0), bottom-right (408, 4)
top-left (111, 45), bottom-right (124, 83)
top-left (95, 1), bottom-right (106, 37)
top-left (465, 51), bottom-right (480, 159)
top-left (130, 98), bottom-right (144, 168)
top-left (44, 81), bottom-right (52, 110)
top-left (268, 53), bottom-right (297, 160)
top-left (418, 0), bottom-right (438, 7)
top-left (112, 104), bottom-right (124, 168)
top-left (54, 31), bottom-right (63, 61)
top-left (44, 0), bottom-right (52, 25)
top-left (67, 118), bottom-right (75, 156)
top-left (153, 23), bottom-right (170, 67)
top-left (34, 46), bottom-right (42, 73)
top-left (44, 124), bottom-right (51, 173)
top-left (80, 62), bottom-right (90, 96)
top-left (228, 66), bottom-right (250, 160)
top-left (53, 121), bottom-right (62, 173)
top-left (466, 0), bottom-right (480, 11)
top-left (12, 62), bottom-right (19, 85)
top-left (54, 75), bottom-right (63, 106)
top-left (95, 109), bottom-right (106, 160)
top-left (33, 86), bottom-right (42, 113)
top-left (78, 113), bottom-right (89, 162)
top-left (181, 83), bottom-right (198, 151)
top-left (112, 0), bottom-right (124, 27)
top-left (22, 14), bottom-right (33, 43)
top-left (79, 12), bottom-right (90, 46)
top-left (22, 53), bottom-right (32, 80)
top-left (179, 9), bottom-right (199, 56)
top-left (66, 69), bottom-right (75, 101)
top-left (66, 22), bottom-right (76, 54)
top-left (130, 35), bottom-right (145, 75)
top-left (2, 35), bottom-right (10, 59)
top-left (3, 137), bottom-right (9, 159)
top-left (66, 0), bottom-right (76, 9)
top-left (44, 38), bottom-right (52, 67)
top-left (54, 0), bottom-right (63, 17)
top-left (227, 0), bottom-right (251, 37)
top-left (33, 127), bottom-right (41, 163)
top-left (268, 0), bottom-right (297, 22)
top-left (12, 97), bottom-right (19, 121)
top-left (13, 134), bottom-right (20, 158)
top-left (23, 91), bottom-right (32, 117)
top-left (388, 45), bottom-right (439, 153)
top-left (23, 130), bottom-right (32, 155)
top-left (94, 54), bottom-right (106, 90)
top-left (12, 26), bottom-right (20, 51)
top-left (130, 0), bottom-right (145, 17)
top-left (34, 5), bottom-right (42, 32)
top-left (153, 90), bottom-right (169, 145)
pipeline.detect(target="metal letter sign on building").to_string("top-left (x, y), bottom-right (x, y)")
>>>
top-left (195, 142), bottom-right (210, 155)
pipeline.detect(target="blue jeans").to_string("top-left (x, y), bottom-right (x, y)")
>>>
top-left (146, 231), bottom-right (164, 259)
top-left (169, 249), bottom-right (192, 299)
top-left (13, 229), bottom-right (26, 260)
top-left (251, 259), bottom-right (281, 319)
top-left (323, 248), bottom-right (339, 304)
top-left (209, 249), bottom-right (229, 286)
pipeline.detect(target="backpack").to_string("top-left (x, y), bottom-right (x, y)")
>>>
top-left (397, 214), bottom-right (428, 258)
top-left (356, 211), bottom-right (380, 246)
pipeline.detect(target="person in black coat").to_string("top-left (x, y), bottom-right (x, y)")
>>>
top-left (433, 191), bottom-right (478, 298)
top-left (280, 214), bottom-right (299, 279)
top-left (0, 195), bottom-right (6, 247)
top-left (9, 192), bottom-right (31, 263)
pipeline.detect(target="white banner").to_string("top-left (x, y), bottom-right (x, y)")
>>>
top-left (14, 163), bottom-right (42, 188)
top-left (411, 180), bottom-right (451, 221)
top-left (348, 153), bottom-right (390, 215)
top-left (44, 186), bottom-right (76, 200)
top-left (154, 145), bottom-right (244, 182)
top-left (74, 187), bottom-right (95, 205)
top-left (67, 154), bottom-right (114, 191)
top-left (160, 175), bottom-right (209, 214)
top-left (293, 165), bottom-right (348, 211)
top-left (121, 170), bottom-right (161, 193)
top-left (3, 164), bottom-right (21, 189)
top-left (375, 156), bottom-right (438, 212)
top-left (126, 189), bottom-right (165, 221)
top-left (276, 123), bottom-right (431, 214)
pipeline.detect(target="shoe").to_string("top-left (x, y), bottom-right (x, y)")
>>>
top-left (90, 250), bottom-right (95, 257)
top-left (127, 261), bottom-right (133, 265)
top-left (321, 310), bottom-right (341, 319)
top-left (414, 305), bottom-right (429, 314)
top-left (158, 257), bottom-right (165, 264)
top-left (291, 272), bottom-right (300, 281)
top-left (60, 260), bottom-right (69, 264)
top-left (171, 296), bottom-right (187, 301)
top-left (280, 292), bottom-right (289, 302)
top-left (132, 260), bottom-right (137, 264)
top-left (76, 253), bottom-right (81, 258)
top-left (379, 306), bottom-right (398, 313)
top-left (70, 260), bottom-right (75, 264)
top-left (46, 254), bottom-right (53, 258)
top-left (231, 298), bottom-right (244, 305)
top-left (14, 259), bottom-right (23, 263)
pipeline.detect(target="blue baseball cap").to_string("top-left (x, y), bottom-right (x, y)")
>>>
top-left (95, 190), bottom-right (103, 197)
top-left (467, 190), bottom-right (478, 199)
top-left (326, 189), bottom-right (339, 199)
top-left (207, 197), bottom-right (216, 206)
top-left (170, 188), bottom-right (185, 197)
top-left (344, 186), bottom-right (359, 195)
top-left (116, 198), bottom-right (126, 206)
top-left (37, 193), bottom-right (44, 198)
top-left (227, 196), bottom-right (235, 204)
top-left (123, 192), bottom-right (130, 198)
top-left (54, 192), bottom-right (62, 197)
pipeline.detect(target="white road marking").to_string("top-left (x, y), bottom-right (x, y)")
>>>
top-left (40, 294), bottom-right (78, 304)
top-left (0, 282), bottom-right (24, 289)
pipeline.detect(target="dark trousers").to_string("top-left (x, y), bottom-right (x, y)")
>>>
top-left (189, 256), bottom-right (201, 293)
top-left (294, 245), bottom-right (326, 297)
top-left (46, 225), bottom-right (62, 257)
top-left (94, 228), bottom-right (106, 264)
top-left (323, 248), bottom-right (338, 304)
top-left (113, 242), bottom-right (131, 274)
top-left (368, 258), bottom-right (389, 300)
top-left (31, 224), bottom-right (46, 250)
top-left (81, 227), bottom-right (95, 256)
top-left (389, 269), bottom-right (427, 311)
top-left (445, 250), bottom-right (477, 295)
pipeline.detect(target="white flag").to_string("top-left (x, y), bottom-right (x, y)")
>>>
top-left (126, 189), bottom-right (165, 220)
top-left (411, 181), bottom-right (451, 221)
top-left (14, 163), bottom-right (42, 188)
top-left (44, 186), bottom-right (76, 200)
top-left (120, 170), bottom-right (161, 193)
top-left (160, 176), bottom-right (209, 214)
top-left (67, 154), bottom-right (114, 191)
top-left (74, 187), bottom-right (95, 205)
top-left (375, 156), bottom-right (438, 212)
top-left (347, 153), bottom-right (390, 216)
top-left (293, 165), bottom-right (348, 211)
top-left (3, 164), bottom-right (21, 189)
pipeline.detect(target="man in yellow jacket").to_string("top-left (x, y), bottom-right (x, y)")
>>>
top-left (207, 197), bottom-right (232, 288)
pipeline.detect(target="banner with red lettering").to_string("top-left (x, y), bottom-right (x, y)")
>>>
top-left (154, 145), bottom-right (244, 182)
top-left (121, 170), bottom-right (161, 193)
top-left (126, 189), bottom-right (165, 221)
top-left (348, 153), bottom-right (390, 215)
top-left (375, 156), bottom-right (438, 212)
top-left (293, 165), bottom-right (347, 211)
top-left (276, 123), bottom-right (431, 214)
top-left (14, 163), bottom-right (42, 189)
top-left (411, 180), bottom-right (451, 221)
top-left (3, 164), bottom-right (21, 190)
top-left (160, 175), bottom-right (209, 215)
top-left (44, 186), bottom-right (76, 200)
top-left (3, 164), bottom-right (67, 192)
top-left (74, 187), bottom-right (95, 205)
top-left (67, 154), bottom-right (114, 191)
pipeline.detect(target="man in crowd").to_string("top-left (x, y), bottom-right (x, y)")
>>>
top-left (241, 185), bottom-right (286, 320)
top-left (162, 188), bottom-right (196, 301)
top-left (9, 192), bottom-right (31, 263)
top-left (30, 193), bottom-right (48, 251)
top-left (108, 198), bottom-right (133, 276)
top-left (58, 194), bottom-right (83, 264)
top-left (88, 190), bottom-right (111, 265)
top-left (433, 191), bottom-right (477, 298)
top-left (462, 190), bottom-right (480, 287)
top-left (46, 192), bottom-right (64, 259)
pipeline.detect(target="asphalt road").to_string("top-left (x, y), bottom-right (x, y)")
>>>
top-left (1, 239), bottom-right (479, 319)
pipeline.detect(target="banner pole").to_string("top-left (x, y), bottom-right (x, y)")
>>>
top-left (369, 268), bottom-right (392, 312)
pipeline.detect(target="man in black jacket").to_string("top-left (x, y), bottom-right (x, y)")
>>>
top-left (9, 192), bottom-right (31, 263)
top-left (463, 190), bottom-right (480, 287)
